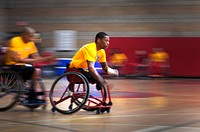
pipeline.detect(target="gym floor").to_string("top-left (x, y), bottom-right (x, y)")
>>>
top-left (1, 77), bottom-right (200, 132)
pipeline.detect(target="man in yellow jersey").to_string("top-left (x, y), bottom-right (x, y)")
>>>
top-left (69, 32), bottom-right (119, 90)
top-left (5, 27), bottom-right (54, 102)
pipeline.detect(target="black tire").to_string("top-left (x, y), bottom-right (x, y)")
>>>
top-left (49, 71), bottom-right (90, 114)
top-left (0, 70), bottom-right (23, 111)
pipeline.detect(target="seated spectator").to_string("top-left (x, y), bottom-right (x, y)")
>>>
top-left (149, 48), bottom-right (170, 77)
top-left (109, 49), bottom-right (128, 75)
top-left (134, 50), bottom-right (149, 76)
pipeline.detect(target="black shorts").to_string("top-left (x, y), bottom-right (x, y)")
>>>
top-left (9, 65), bottom-right (35, 81)
top-left (78, 69), bottom-right (97, 84)
top-left (79, 69), bottom-right (103, 90)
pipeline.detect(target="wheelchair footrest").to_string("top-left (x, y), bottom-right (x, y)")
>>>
top-left (88, 102), bottom-right (112, 109)
top-left (90, 105), bottom-right (111, 109)
top-left (20, 99), bottom-right (47, 106)
top-left (96, 107), bottom-right (111, 114)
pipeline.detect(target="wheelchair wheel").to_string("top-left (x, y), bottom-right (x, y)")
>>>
top-left (49, 71), bottom-right (90, 114)
top-left (21, 78), bottom-right (47, 110)
top-left (0, 70), bottom-right (23, 111)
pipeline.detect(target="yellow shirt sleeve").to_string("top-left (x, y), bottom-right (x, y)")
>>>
top-left (97, 49), bottom-right (106, 62)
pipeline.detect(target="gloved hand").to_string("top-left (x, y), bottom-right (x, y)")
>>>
top-left (107, 67), bottom-right (119, 76)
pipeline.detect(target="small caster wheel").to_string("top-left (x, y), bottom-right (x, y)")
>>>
top-left (42, 105), bottom-right (46, 110)
top-left (69, 104), bottom-right (73, 110)
top-left (30, 108), bottom-right (34, 112)
top-left (51, 107), bottom-right (56, 112)
top-left (96, 109), bottom-right (101, 114)
top-left (106, 108), bottom-right (110, 113)
top-left (100, 108), bottom-right (106, 113)
top-left (102, 102), bottom-right (107, 106)
top-left (108, 102), bottom-right (113, 105)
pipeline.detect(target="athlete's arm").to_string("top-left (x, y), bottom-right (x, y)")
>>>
top-left (31, 52), bottom-right (54, 62)
top-left (100, 62), bottom-right (108, 72)
top-left (87, 60), bottom-right (106, 86)
top-left (11, 51), bottom-right (54, 64)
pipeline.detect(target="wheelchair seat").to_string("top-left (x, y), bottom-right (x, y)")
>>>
top-left (65, 68), bottom-right (86, 83)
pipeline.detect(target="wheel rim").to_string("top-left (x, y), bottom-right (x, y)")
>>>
top-left (49, 72), bottom-right (89, 114)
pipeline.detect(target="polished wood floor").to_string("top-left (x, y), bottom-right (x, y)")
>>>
top-left (1, 77), bottom-right (200, 132)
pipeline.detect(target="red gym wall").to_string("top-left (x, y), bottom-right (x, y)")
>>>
top-left (108, 37), bottom-right (200, 77)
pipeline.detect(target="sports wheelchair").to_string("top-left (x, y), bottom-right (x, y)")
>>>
top-left (49, 68), bottom-right (113, 114)
top-left (0, 66), bottom-right (47, 111)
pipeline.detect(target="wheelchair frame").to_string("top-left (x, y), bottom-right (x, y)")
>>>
top-left (49, 68), bottom-right (113, 114)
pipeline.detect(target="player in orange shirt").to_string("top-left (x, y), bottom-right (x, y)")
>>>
top-left (5, 27), bottom-right (54, 102)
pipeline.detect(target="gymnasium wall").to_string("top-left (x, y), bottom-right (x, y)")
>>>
top-left (0, 1), bottom-right (6, 43)
top-left (2, 0), bottom-right (200, 49)
top-left (1, 0), bottom-right (200, 76)
top-left (108, 37), bottom-right (200, 77)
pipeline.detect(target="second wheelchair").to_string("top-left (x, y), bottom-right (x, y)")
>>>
top-left (0, 66), bottom-right (47, 111)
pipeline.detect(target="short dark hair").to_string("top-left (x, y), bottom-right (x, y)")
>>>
top-left (95, 32), bottom-right (108, 42)
top-left (22, 27), bottom-right (35, 34)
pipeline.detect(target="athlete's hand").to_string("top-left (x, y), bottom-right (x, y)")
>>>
top-left (112, 69), bottom-right (119, 76)
top-left (107, 67), bottom-right (119, 76)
